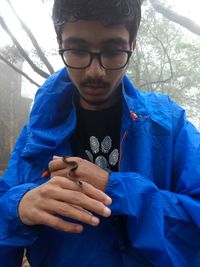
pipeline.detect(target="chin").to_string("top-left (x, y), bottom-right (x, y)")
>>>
top-left (80, 94), bottom-right (115, 110)
top-left (85, 97), bottom-right (109, 106)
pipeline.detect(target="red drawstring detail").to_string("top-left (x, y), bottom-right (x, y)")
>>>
top-left (41, 170), bottom-right (49, 178)
top-left (118, 112), bottom-right (138, 170)
top-left (118, 129), bottom-right (128, 171)
top-left (130, 112), bottom-right (138, 120)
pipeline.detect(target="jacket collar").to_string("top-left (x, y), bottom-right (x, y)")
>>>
top-left (22, 68), bottom-right (140, 164)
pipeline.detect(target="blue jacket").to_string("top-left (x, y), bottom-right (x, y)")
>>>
top-left (1, 68), bottom-right (200, 267)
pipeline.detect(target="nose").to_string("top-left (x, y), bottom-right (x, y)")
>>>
top-left (85, 57), bottom-right (106, 78)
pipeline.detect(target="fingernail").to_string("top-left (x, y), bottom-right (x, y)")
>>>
top-left (103, 207), bottom-right (111, 217)
top-left (91, 217), bottom-right (100, 226)
top-left (53, 155), bottom-right (61, 159)
top-left (105, 196), bottom-right (112, 205)
top-left (75, 225), bottom-right (83, 233)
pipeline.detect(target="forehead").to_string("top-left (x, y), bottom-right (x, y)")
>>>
top-left (61, 20), bottom-right (130, 48)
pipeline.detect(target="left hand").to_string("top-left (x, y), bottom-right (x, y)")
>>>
top-left (49, 156), bottom-right (110, 191)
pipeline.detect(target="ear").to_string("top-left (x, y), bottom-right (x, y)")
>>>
top-left (131, 39), bottom-right (137, 51)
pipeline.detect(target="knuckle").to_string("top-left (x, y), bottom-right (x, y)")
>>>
top-left (39, 184), bottom-right (53, 197)
top-left (28, 207), bottom-right (39, 222)
top-left (71, 191), bottom-right (83, 204)
top-left (57, 170), bottom-right (67, 178)
top-left (58, 203), bottom-right (70, 215)
top-left (50, 175), bottom-right (60, 183)
top-left (49, 219), bottom-right (59, 229)
top-left (92, 187), bottom-right (101, 195)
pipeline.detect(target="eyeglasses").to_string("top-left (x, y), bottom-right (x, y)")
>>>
top-left (59, 48), bottom-right (132, 70)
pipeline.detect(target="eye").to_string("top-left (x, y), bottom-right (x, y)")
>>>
top-left (69, 49), bottom-right (87, 57)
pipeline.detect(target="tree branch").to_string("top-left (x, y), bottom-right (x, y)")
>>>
top-left (138, 43), bottom-right (153, 90)
top-left (0, 54), bottom-right (41, 87)
top-left (140, 32), bottom-right (173, 88)
top-left (149, 0), bottom-right (200, 36)
top-left (6, 0), bottom-right (54, 75)
top-left (0, 16), bottom-right (50, 78)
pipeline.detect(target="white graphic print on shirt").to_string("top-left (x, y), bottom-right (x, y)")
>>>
top-left (85, 136), bottom-right (119, 171)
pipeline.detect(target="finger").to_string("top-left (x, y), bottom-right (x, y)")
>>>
top-left (48, 158), bottom-right (67, 172)
top-left (70, 204), bottom-right (93, 215)
top-left (51, 176), bottom-right (112, 206)
top-left (44, 200), bottom-right (100, 226)
top-left (50, 169), bottom-right (68, 178)
top-left (39, 211), bottom-right (84, 233)
top-left (77, 181), bottom-right (112, 206)
top-left (51, 187), bottom-right (111, 218)
top-left (39, 178), bottom-right (111, 217)
top-left (49, 156), bottom-right (84, 172)
top-left (53, 155), bottom-right (62, 160)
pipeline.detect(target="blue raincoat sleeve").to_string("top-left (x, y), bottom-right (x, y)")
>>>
top-left (106, 100), bottom-right (200, 267)
top-left (0, 69), bottom-right (73, 257)
top-left (0, 125), bottom-right (39, 247)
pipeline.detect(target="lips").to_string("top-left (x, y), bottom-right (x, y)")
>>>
top-left (81, 84), bottom-right (108, 95)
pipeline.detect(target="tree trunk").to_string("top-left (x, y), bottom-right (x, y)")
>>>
top-left (149, 0), bottom-right (200, 36)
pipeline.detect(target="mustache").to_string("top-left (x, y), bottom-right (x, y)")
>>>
top-left (81, 79), bottom-right (110, 88)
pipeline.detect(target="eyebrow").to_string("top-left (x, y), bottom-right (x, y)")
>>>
top-left (102, 38), bottom-right (129, 47)
top-left (63, 37), bottom-right (88, 46)
top-left (62, 37), bottom-right (129, 48)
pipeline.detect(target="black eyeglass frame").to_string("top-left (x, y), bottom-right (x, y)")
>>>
top-left (59, 48), bottom-right (133, 70)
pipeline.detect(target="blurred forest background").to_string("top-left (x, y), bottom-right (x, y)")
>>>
top-left (0, 0), bottom-right (200, 175)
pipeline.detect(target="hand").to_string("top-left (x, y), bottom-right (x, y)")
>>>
top-left (18, 176), bottom-right (112, 233)
top-left (49, 156), bottom-right (110, 191)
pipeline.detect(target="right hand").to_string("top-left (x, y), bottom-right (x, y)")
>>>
top-left (18, 176), bottom-right (112, 233)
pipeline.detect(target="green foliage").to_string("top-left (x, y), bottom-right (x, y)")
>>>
top-left (127, 5), bottom-right (200, 127)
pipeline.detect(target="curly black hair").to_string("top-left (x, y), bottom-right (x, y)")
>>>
top-left (52, 0), bottom-right (142, 45)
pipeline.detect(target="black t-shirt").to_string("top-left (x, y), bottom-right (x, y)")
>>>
top-left (71, 101), bottom-right (122, 172)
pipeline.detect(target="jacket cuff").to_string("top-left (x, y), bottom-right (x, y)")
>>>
top-left (6, 183), bottom-right (38, 220)
top-left (105, 172), bottom-right (118, 195)
top-left (0, 183), bottom-right (38, 246)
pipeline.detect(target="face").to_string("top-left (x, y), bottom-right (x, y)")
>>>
top-left (61, 20), bottom-right (131, 110)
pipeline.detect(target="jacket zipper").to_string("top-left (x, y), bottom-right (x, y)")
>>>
top-left (118, 128), bottom-right (129, 171)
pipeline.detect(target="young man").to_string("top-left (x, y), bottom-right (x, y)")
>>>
top-left (1, 0), bottom-right (200, 266)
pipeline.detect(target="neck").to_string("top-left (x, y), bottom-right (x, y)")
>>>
top-left (78, 85), bottom-right (122, 111)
